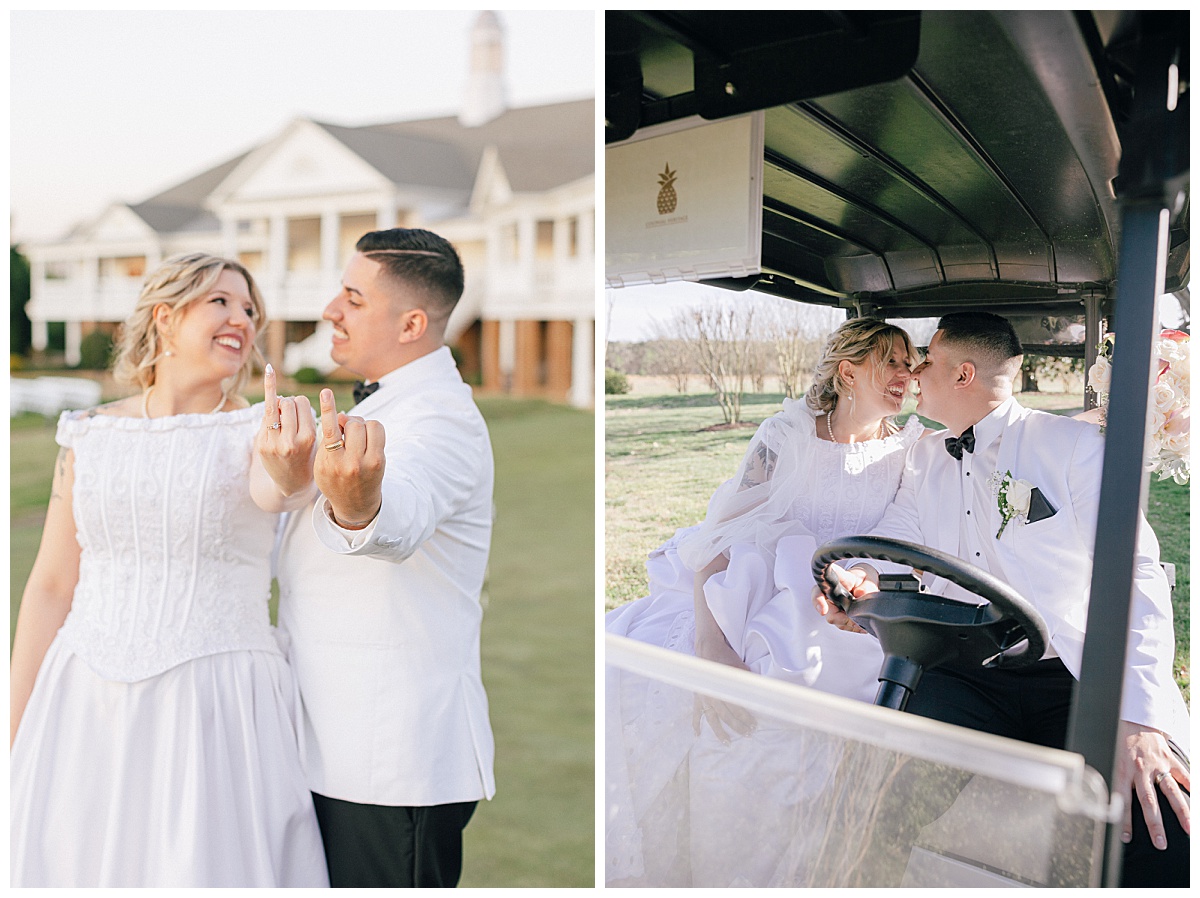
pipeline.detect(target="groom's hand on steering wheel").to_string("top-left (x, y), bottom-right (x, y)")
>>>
top-left (811, 563), bottom-right (878, 634)
top-left (315, 389), bottom-right (386, 531)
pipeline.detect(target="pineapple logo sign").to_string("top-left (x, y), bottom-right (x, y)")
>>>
top-left (650, 162), bottom-right (687, 228)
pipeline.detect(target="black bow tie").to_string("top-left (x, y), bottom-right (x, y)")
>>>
top-left (944, 426), bottom-right (976, 460)
top-left (353, 381), bottom-right (381, 404)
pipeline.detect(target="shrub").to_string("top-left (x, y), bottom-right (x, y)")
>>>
top-left (292, 366), bottom-right (324, 384)
top-left (78, 330), bottom-right (114, 370)
top-left (605, 368), bottom-right (631, 395)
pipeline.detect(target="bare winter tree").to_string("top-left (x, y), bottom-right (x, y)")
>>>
top-left (759, 299), bottom-right (836, 398)
top-left (674, 300), bottom-right (758, 424)
top-left (648, 318), bottom-right (693, 393)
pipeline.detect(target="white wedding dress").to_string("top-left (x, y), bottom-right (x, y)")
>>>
top-left (606, 399), bottom-right (923, 886)
top-left (10, 405), bottom-right (329, 887)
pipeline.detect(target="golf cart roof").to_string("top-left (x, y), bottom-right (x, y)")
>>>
top-left (606, 10), bottom-right (1189, 319)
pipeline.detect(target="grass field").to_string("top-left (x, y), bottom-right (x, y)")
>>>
top-left (10, 389), bottom-right (594, 887)
top-left (606, 389), bottom-right (1190, 699)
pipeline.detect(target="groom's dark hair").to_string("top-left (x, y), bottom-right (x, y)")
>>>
top-left (937, 311), bottom-right (1024, 369)
top-left (356, 228), bottom-right (464, 326)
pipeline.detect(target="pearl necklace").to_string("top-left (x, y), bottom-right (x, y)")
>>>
top-left (142, 386), bottom-right (227, 419)
top-left (826, 410), bottom-right (884, 444)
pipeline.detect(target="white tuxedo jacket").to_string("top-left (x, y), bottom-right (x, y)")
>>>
top-left (871, 398), bottom-right (1189, 749)
top-left (278, 347), bottom-right (496, 806)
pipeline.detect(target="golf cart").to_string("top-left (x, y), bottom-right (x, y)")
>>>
top-left (605, 10), bottom-right (1188, 887)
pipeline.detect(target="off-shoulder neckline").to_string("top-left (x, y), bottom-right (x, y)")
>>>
top-left (58, 401), bottom-right (264, 432)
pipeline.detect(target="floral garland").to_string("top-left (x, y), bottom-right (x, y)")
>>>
top-left (1087, 329), bottom-right (1190, 484)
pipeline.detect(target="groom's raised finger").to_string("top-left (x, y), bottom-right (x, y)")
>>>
top-left (319, 389), bottom-right (343, 445)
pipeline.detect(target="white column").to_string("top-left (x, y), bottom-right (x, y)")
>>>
top-left (498, 319), bottom-right (516, 390)
top-left (30, 257), bottom-right (48, 352)
top-left (517, 214), bottom-right (536, 293)
top-left (268, 214), bottom-right (288, 311)
top-left (32, 318), bottom-right (48, 352)
top-left (570, 316), bottom-right (593, 408)
top-left (579, 207), bottom-right (594, 257)
top-left (65, 321), bottom-right (83, 367)
top-left (553, 216), bottom-right (568, 261)
top-left (82, 254), bottom-right (99, 321)
top-left (320, 209), bottom-right (340, 283)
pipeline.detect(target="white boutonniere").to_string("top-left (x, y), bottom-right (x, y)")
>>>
top-left (987, 470), bottom-right (1033, 538)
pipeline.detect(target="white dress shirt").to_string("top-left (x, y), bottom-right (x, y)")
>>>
top-left (868, 397), bottom-right (1187, 746)
top-left (278, 346), bottom-right (497, 806)
top-left (933, 400), bottom-right (1058, 657)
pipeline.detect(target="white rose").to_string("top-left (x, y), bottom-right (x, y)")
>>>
top-left (1148, 405), bottom-right (1167, 437)
top-left (1153, 379), bottom-right (1178, 415)
top-left (1088, 356), bottom-right (1112, 394)
top-left (1007, 479), bottom-right (1033, 516)
top-left (1163, 367), bottom-right (1189, 402)
top-left (1170, 351), bottom-right (1190, 382)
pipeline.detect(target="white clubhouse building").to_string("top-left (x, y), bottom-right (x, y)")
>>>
top-left (22, 12), bottom-right (595, 406)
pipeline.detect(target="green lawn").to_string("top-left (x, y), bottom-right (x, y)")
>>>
top-left (605, 390), bottom-right (1190, 700)
top-left (10, 392), bottom-right (594, 887)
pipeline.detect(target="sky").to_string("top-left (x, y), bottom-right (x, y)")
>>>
top-left (10, 9), bottom-right (596, 244)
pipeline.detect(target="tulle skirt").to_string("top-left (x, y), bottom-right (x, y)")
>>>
top-left (605, 529), bottom-right (885, 885)
top-left (606, 527), bottom-right (884, 699)
top-left (10, 637), bottom-right (329, 887)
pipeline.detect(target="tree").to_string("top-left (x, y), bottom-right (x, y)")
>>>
top-left (648, 320), bottom-right (693, 393)
top-left (675, 301), bottom-right (757, 424)
top-left (11, 246), bottom-right (32, 356)
top-left (759, 301), bottom-right (830, 398)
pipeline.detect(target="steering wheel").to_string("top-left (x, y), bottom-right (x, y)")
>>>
top-left (811, 536), bottom-right (1049, 710)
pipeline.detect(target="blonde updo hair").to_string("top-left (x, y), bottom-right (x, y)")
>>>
top-left (805, 317), bottom-right (917, 420)
top-left (112, 252), bottom-right (266, 395)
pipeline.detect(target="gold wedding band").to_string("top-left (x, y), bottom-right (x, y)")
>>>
top-left (325, 439), bottom-right (345, 451)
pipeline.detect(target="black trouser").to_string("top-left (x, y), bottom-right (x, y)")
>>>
top-left (908, 659), bottom-right (1189, 887)
top-left (311, 792), bottom-right (478, 888)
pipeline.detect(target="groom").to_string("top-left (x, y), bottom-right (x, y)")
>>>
top-left (816, 311), bottom-right (1189, 886)
top-left (274, 228), bottom-right (495, 887)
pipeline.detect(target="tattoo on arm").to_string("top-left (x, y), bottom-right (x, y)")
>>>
top-left (50, 448), bottom-right (67, 501)
top-left (739, 443), bottom-right (777, 490)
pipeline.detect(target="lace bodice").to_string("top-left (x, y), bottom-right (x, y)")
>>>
top-left (677, 399), bottom-right (923, 570)
top-left (55, 404), bottom-right (281, 681)
top-left (785, 410), bottom-right (921, 546)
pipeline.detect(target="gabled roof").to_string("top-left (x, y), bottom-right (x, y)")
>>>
top-left (312, 121), bottom-right (475, 191)
top-left (130, 150), bottom-right (251, 234)
top-left (65, 96), bottom-right (593, 240)
top-left (366, 97), bottom-right (594, 193)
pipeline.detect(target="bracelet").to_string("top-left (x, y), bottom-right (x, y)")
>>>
top-left (333, 513), bottom-right (374, 529)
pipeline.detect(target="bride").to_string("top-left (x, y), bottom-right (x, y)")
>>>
top-left (606, 317), bottom-right (925, 886)
top-left (10, 253), bottom-right (329, 886)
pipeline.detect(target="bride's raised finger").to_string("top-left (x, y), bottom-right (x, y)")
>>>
top-left (263, 363), bottom-right (280, 431)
